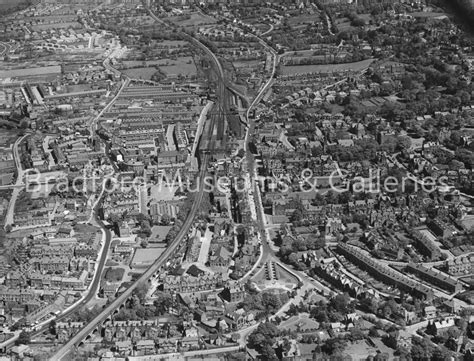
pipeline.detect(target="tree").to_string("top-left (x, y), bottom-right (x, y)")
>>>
top-left (19, 119), bottom-right (29, 129)
top-left (153, 292), bottom-right (173, 315)
top-left (49, 320), bottom-right (57, 335)
top-left (248, 322), bottom-right (280, 349)
top-left (290, 208), bottom-right (304, 223)
top-left (260, 343), bottom-right (278, 360)
top-left (227, 352), bottom-right (246, 361)
top-left (349, 326), bottom-right (365, 341)
top-left (161, 213), bottom-right (171, 225)
top-left (374, 352), bottom-right (390, 361)
top-left (368, 327), bottom-right (380, 338)
top-left (330, 293), bottom-right (351, 313)
top-left (134, 282), bottom-right (148, 304)
top-left (140, 219), bottom-right (152, 237)
top-left (411, 337), bottom-right (434, 360)
top-left (449, 159), bottom-right (464, 170)
top-left (397, 136), bottom-right (412, 152)
top-left (16, 331), bottom-right (31, 345)
top-left (262, 293), bottom-right (282, 314)
top-left (322, 337), bottom-right (347, 355)
top-left (10, 318), bottom-right (27, 331)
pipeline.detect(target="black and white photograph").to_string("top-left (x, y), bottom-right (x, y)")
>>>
top-left (0, 0), bottom-right (474, 360)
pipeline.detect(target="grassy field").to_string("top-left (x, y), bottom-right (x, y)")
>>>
top-left (104, 267), bottom-right (125, 282)
top-left (335, 13), bottom-right (371, 31)
top-left (411, 12), bottom-right (448, 18)
top-left (150, 226), bottom-right (172, 241)
top-left (335, 19), bottom-right (356, 32)
top-left (123, 67), bottom-right (158, 80)
top-left (280, 313), bottom-right (321, 332)
top-left (32, 22), bottom-right (81, 31)
top-left (74, 223), bottom-right (99, 234)
top-left (284, 49), bottom-right (321, 57)
top-left (169, 12), bottom-right (216, 27)
top-left (284, 55), bottom-right (327, 65)
top-left (233, 59), bottom-right (262, 69)
top-left (158, 40), bottom-right (189, 47)
top-left (156, 56), bottom-right (197, 77)
top-left (122, 56), bottom-right (197, 78)
top-left (0, 0), bottom-right (29, 11)
top-left (287, 13), bottom-right (321, 26)
top-left (281, 58), bottom-right (374, 75)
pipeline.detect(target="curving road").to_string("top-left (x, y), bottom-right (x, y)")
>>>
top-left (4, 134), bottom-right (29, 229)
top-left (90, 77), bottom-right (130, 137)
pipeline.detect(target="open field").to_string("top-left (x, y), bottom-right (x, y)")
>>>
top-left (122, 67), bottom-right (157, 80)
top-left (280, 313), bottom-right (320, 332)
top-left (335, 19), bottom-right (356, 32)
top-left (359, 14), bottom-right (372, 22)
top-left (149, 185), bottom-right (181, 202)
top-left (150, 226), bottom-right (172, 241)
top-left (233, 59), bottom-right (262, 69)
top-left (460, 214), bottom-right (474, 229)
top-left (74, 223), bottom-right (99, 234)
top-left (104, 267), bottom-right (125, 282)
top-left (0, 0), bottom-right (29, 11)
top-left (284, 55), bottom-right (327, 64)
top-left (411, 12), bottom-right (448, 18)
top-left (123, 57), bottom-right (197, 77)
top-left (281, 58), bottom-right (374, 75)
top-left (156, 56), bottom-right (197, 77)
top-left (157, 40), bottom-right (189, 47)
top-left (169, 12), bottom-right (216, 27)
top-left (32, 22), bottom-right (81, 31)
top-left (131, 248), bottom-right (165, 268)
top-left (287, 13), bottom-right (322, 26)
top-left (284, 49), bottom-right (320, 57)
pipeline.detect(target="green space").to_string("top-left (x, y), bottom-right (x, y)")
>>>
top-left (104, 267), bottom-right (125, 282)
top-left (168, 12), bottom-right (216, 27)
top-left (281, 58), bottom-right (374, 75)
top-left (0, 0), bottom-right (30, 11)
top-left (123, 67), bottom-right (158, 80)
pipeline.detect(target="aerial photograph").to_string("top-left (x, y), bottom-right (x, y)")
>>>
top-left (0, 0), bottom-right (474, 360)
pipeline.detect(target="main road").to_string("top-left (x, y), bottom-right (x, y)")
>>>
top-left (4, 134), bottom-right (29, 229)
top-left (240, 27), bottom-right (279, 262)
top-left (90, 77), bottom-right (130, 136)
top-left (52, 7), bottom-right (228, 360)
